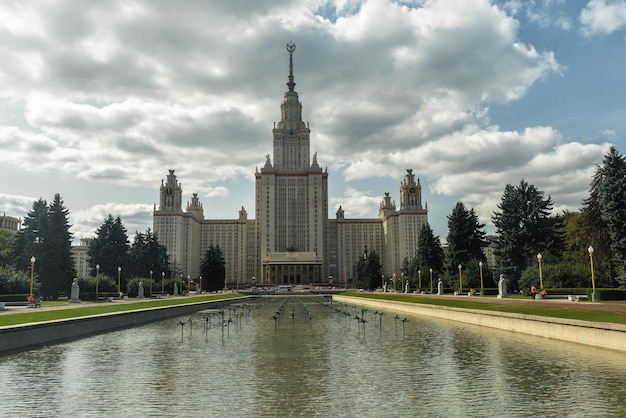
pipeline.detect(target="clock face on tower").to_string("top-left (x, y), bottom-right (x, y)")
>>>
top-left (409, 187), bottom-right (416, 195)
top-left (166, 187), bottom-right (172, 194)
top-left (288, 129), bottom-right (295, 137)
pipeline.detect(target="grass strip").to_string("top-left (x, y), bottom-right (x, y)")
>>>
top-left (0, 294), bottom-right (243, 327)
top-left (341, 292), bottom-right (626, 326)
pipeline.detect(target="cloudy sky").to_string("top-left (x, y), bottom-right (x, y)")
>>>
top-left (1, 0), bottom-right (624, 243)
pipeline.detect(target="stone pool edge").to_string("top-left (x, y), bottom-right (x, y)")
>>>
top-left (333, 295), bottom-right (626, 353)
top-left (0, 297), bottom-right (248, 356)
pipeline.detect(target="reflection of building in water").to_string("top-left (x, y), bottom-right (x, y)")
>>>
top-left (154, 44), bottom-right (428, 285)
top-left (0, 213), bottom-right (21, 233)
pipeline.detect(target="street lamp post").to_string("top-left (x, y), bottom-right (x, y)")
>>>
top-left (117, 267), bottom-right (122, 295)
top-left (96, 264), bottom-right (100, 301)
top-left (479, 261), bottom-right (484, 296)
top-left (29, 256), bottom-right (36, 297)
top-left (161, 272), bottom-right (165, 295)
top-left (187, 275), bottom-right (190, 296)
top-left (429, 268), bottom-right (433, 294)
top-left (150, 270), bottom-right (153, 296)
top-left (199, 275), bottom-right (202, 294)
top-left (537, 253), bottom-right (543, 291)
top-left (588, 246), bottom-right (596, 302)
top-left (418, 270), bottom-right (421, 292)
top-left (458, 264), bottom-right (463, 294)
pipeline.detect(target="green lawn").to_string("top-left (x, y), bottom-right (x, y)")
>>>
top-left (341, 292), bottom-right (626, 326)
top-left (0, 294), bottom-right (243, 327)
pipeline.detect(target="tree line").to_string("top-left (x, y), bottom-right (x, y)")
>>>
top-left (356, 146), bottom-right (626, 293)
top-left (1, 202), bottom-right (227, 298)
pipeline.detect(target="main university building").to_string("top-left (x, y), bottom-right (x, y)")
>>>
top-left (153, 44), bottom-right (428, 287)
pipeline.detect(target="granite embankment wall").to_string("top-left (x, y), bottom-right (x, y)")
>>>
top-left (0, 297), bottom-right (247, 356)
top-left (333, 295), bottom-right (626, 353)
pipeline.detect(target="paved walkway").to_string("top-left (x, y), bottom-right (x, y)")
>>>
top-left (2, 293), bottom-right (626, 316)
top-left (407, 292), bottom-right (626, 314)
top-left (0, 296), bottom-right (180, 315)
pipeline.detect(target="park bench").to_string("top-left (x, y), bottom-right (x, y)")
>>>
top-left (539, 294), bottom-right (587, 302)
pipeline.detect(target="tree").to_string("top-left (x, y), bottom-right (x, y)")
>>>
top-left (446, 202), bottom-right (486, 275)
top-left (128, 229), bottom-right (170, 280)
top-left (12, 198), bottom-right (48, 272)
top-left (365, 250), bottom-right (383, 291)
top-left (598, 146), bottom-right (626, 286)
top-left (11, 195), bottom-right (74, 298)
top-left (353, 247), bottom-right (383, 290)
top-left (0, 230), bottom-right (15, 267)
top-left (412, 222), bottom-right (445, 285)
top-left (492, 180), bottom-right (561, 290)
top-left (88, 215), bottom-right (130, 290)
top-left (40, 194), bottom-right (75, 298)
top-left (581, 163), bottom-right (615, 285)
top-left (200, 244), bottom-right (225, 292)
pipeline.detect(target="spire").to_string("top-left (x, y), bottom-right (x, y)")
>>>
top-left (286, 41), bottom-right (296, 92)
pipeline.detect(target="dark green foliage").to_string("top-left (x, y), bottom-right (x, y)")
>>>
top-left (128, 229), bottom-right (170, 280)
top-left (88, 215), bottom-right (130, 290)
top-left (446, 202), bottom-right (486, 276)
top-left (598, 147), bottom-right (626, 285)
top-left (41, 194), bottom-right (75, 298)
top-left (0, 265), bottom-right (30, 294)
top-left (200, 244), bottom-right (225, 292)
top-left (492, 180), bottom-right (562, 290)
top-left (581, 165), bottom-right (616, 285)
top-left (412, 222), bottom-right (444, 281)
top-left (519, 259), bottom-right (590, 293)
top-left (0, 230), bottom-right (15, 267)
top-left (11, 195), bottom-right (75, 299)
top-left (353, 248), bottom-right (383, 290)
top-left (12, 198), bottom-right (48, 271)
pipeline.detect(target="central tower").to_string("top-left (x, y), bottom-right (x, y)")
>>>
top-left (255, 42), bottom-right (329, 285)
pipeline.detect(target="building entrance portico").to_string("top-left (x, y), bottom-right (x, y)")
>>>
top-left (263, 252), bottom-right (321, 284)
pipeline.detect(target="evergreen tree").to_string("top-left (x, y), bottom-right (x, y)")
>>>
top-left (412, 222), bottom-right (445, 280)
top-left (365, 250), bottom-right (383, 291)
top-left (598, 146), bottom-right (626, 285)
top-left (11, 195), bottom-right (74, 298)
top-left (40, 194), bottom-right (75, 298)
top-left (128, 229), bottom-right (170, 280)
top-left (0, 230), bottom-right (15, 267)
top-left (12, 198), bottom-right (48, 272)
top-left (200, 244), bottom-right (225, 292)
top-left (445, 202), bottom-right (486, 275)
top-left (581, 163), bottom-right (615, 284)
top-left (88, 215), bottom-right (130, 290)
top-left (352, 247), bottom-right (383, 290)
top-left (492, 180), bottom-right (561, 290)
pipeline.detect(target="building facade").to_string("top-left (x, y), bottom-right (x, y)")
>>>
top-left (70, 238), bottom-right (92, 279)
top-left (0, 214), bottom-right (21, 234)
top-left (154, 44), bottom-right (428, 287)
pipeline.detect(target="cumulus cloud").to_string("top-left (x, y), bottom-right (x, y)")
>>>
top-left (580, 0), bottom-right (626, 36)
top-left (0, 0), bottom-right (615, 237)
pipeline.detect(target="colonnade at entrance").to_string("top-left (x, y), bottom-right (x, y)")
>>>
top-left (262, 263), bottom-right (321, 285)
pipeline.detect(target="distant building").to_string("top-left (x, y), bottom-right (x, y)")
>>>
top-left (71, 238), bottom-right (92, 279)
top-left (153, 44), bottom-right (428, 286)
top-left (0, 213), bottom-right (21, 234)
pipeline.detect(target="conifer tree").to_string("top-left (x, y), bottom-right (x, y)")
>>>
top-left (88, 215), bottom-right (130, 289)
top-left (598, 147), bottom-right (626, 285)
top-left (200, 244), bottom-right (226, 292)
top-left (492, 180), bottom-right (560, 289)
top-left (413, 222), bottom-right (444, 278)
top-left (446, 202), bottom-right (486, 275)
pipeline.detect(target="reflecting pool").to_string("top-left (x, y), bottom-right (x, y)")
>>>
top-left (2, 297), bottom-right (626, 417)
